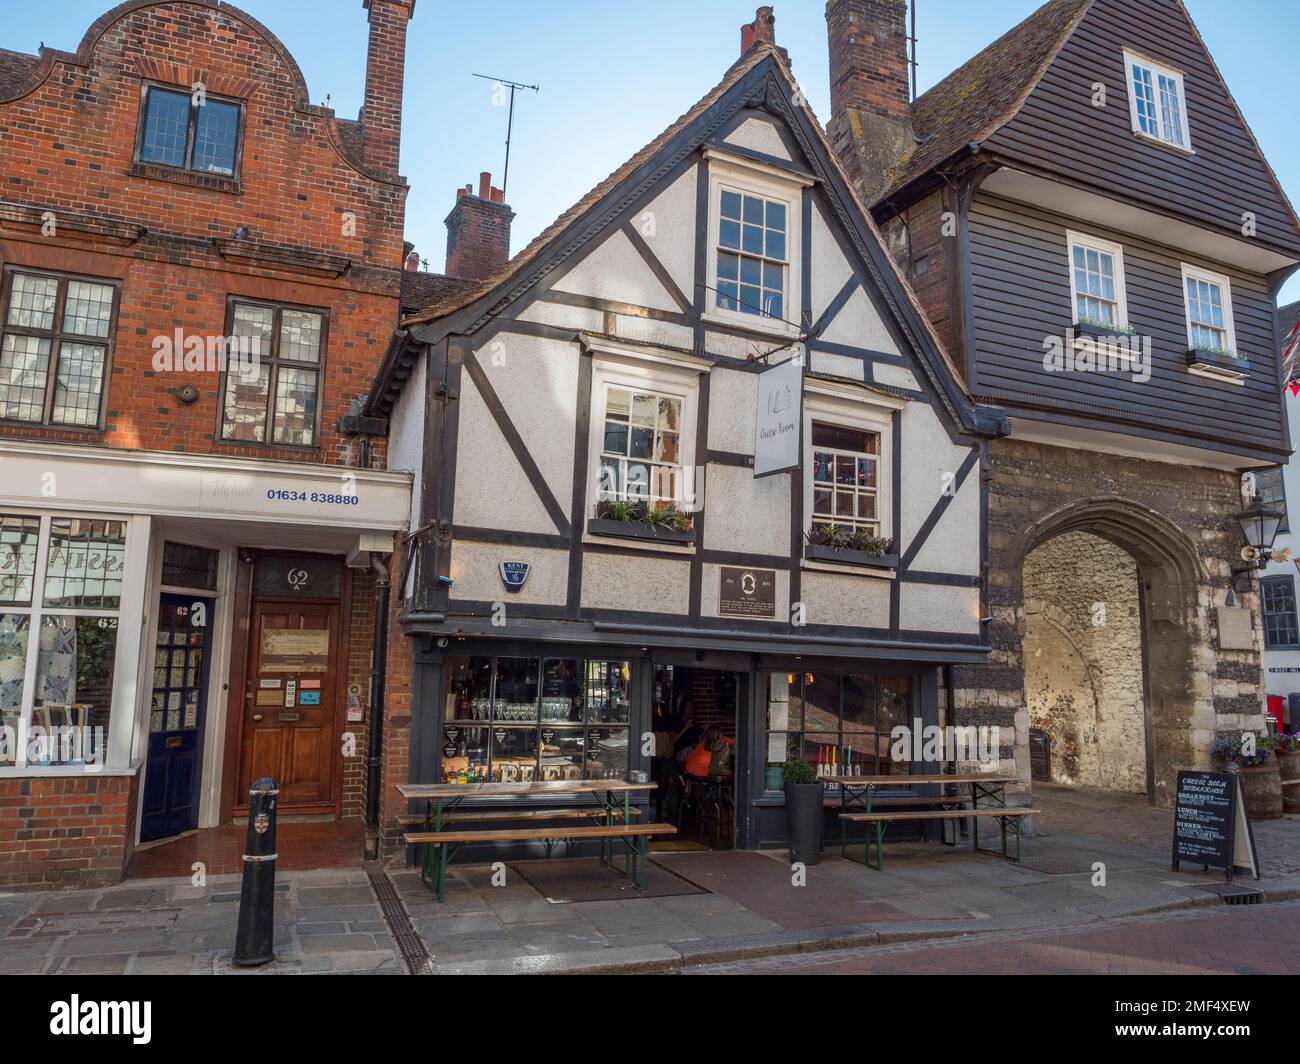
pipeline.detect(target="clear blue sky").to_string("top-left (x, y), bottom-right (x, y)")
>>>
top-left (6, 0), bottom-right (1298, 302)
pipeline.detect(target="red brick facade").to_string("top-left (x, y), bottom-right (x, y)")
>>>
top-left (0, 774), bottom-right (140, 888)
top-left (445, 173), bottom-right (515, 281)
top-left (826, 0), bottom-right (911, 123)
top-left (0, 0), bottom-right (411, 886)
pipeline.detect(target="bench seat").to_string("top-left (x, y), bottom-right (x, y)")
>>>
top-left (839, 808), bottom-right (1038, 871)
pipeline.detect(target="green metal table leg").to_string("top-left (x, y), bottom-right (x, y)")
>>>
top-left (623, 791), bottom-right (632, 876)
top-left (1000, 814), bottom-right (1008, 858)
top-left (636, 834), bottom-right (648, 890)
top-left (435, 844), bottom-right (448, 903)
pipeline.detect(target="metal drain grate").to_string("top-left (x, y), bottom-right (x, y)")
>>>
top-left (367, 866), bottom-right (432, 975)
top-left (1220, 888), bottom-right (1263, 905)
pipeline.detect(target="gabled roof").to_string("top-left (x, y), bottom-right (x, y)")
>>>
top-left (879, 0), bottom-right (1093, 201)
top-left (400, 45), bottom-right (775, 329)
top-left (382, 44), bottom-right (990, 436)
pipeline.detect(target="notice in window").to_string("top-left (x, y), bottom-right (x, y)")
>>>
top-left (261, 628), bottom-right (330, 672)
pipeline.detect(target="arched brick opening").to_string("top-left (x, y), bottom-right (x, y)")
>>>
top-left (1012, 498), bottom-right (1206, 803)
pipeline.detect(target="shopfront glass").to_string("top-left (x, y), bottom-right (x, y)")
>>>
top-left (765, 670), bottom-right (911, 778)
top-left (0, 514), bottom-right (125, 767)
top-left (442, 655), bottom-right (632, 783)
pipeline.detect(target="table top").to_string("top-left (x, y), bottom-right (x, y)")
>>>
top-left (397, 780), bottom-right (657, 799)
top-left (819, 774), bottom-right (1018, 787)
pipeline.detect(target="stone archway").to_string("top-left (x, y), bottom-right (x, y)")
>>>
top-left (1011, 497), bottom-right (1207, 803)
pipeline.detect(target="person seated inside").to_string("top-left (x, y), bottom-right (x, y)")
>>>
top-left (684, 725), bottom-right (735, 780)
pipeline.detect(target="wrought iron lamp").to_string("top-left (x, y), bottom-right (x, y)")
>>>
top-left (1233, 499), bottom-right (1288, 574)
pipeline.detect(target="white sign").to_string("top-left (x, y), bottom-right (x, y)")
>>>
top-left (754, 356), bottom-right (802, 477)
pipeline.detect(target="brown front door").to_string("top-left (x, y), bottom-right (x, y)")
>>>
top-left (238, 600), bottom-right (340, 812)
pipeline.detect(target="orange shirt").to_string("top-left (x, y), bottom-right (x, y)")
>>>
top-left (685, 736), bottom-right (734, 778)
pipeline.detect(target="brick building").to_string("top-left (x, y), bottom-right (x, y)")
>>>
top-left (0, 0), bottom-right (415, 887)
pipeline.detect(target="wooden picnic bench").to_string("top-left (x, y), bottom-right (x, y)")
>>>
top-left (396, 780), bottom-right (669, 901)
top-left (404, 823), bottom-right (677, 900)
top-left (841, 807), bottom-right (1039, 870)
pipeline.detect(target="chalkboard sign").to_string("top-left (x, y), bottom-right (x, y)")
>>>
top-left (1171, 769), bottom-right (1260, 882)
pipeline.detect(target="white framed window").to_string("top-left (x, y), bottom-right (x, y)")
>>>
top-left (0, 513), bottom-right (140, 771)
top-left (704, 148), bottom-right (807, 339)
top-left (810, 422), bottom-right (881, 537)
top-left (584, 344), bottom-right (704, 524)
top-left (1123, 49), bottom-right (1191, 151)
top-left (1066, 231), bottom-right (1129, 330)
top-left (1181, 264), bottom-right (1236, 354)
top-left (801, 381), bottom-right (900, 548)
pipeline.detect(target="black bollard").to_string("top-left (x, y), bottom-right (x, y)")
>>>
top-left (232, 777), bottom-right (278, 967)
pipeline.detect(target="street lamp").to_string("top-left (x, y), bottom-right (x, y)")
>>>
top-left (1233, 500), bottom-right (1288, 571)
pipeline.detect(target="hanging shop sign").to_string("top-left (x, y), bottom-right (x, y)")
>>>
top-left (719, 566), bottom-right (777, 619)
top-left (754, 355), bottom-right (802, 477)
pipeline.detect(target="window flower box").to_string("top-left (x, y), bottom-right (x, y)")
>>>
top-left (587, 518), bottom-right (695, 544)
top-left (803, 543), bottom-right (899, 571)
top-left (1072, 321), bottom-right (1136, 342)
top-left (1186, 347), bottom-right (1248, 382)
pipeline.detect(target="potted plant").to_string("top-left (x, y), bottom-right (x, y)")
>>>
top-left (803, 524), bottom-right (898, 571)
top-left (590, 499), bottom-right (695, 543)
top-left (782, 758), bottom-right (825, 865)
top-left (1276, 732), bottom-right (1300, 813)
top-left (1213, 733), bottom-right (1282, 820)
top-left (1186, 346), bottom-right (1249, 382)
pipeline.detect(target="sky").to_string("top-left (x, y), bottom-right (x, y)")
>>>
top-left (5, 0), bottom-right (1299, 302)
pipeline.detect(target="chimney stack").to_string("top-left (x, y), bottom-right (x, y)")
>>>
top-left (361, 0), bottom-right (416, 176)
top-left (445, 172), bottom-right (514, 281)
top-left (741, 7), bottom-right (777, 54)
top-left (825, 0), bottom-right (914, 203)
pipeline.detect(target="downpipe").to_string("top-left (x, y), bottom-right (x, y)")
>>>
top-left (364, 552), bottom-right (391, 859)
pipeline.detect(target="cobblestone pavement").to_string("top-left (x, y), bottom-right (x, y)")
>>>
top-left (685, 897), bottom-right (1300, 975)
top-left (0, 869), bottom-right (403, 975)
top-left (1034, 782), bottom-right (1300, 874)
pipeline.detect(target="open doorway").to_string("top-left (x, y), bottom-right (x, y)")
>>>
top-left (651, 665), bottom-right (740, 850)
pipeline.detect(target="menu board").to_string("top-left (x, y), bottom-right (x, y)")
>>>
top-left (1171, 770), bottom-right (1259, 882)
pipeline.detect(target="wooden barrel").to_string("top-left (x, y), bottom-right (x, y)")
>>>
top-left (1277, 750), bottom-right (1300, 813)
top-left (1240, 763), bottom-right (1284, 820)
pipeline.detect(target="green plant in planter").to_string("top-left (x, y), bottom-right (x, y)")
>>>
top-left (848, 528), bottom-right (894, 556)
top-left (597, 498), bottom-right (641, 523)
top-left (1277, 732), bottom-right (1300, 753)
top-left (806, 524), bottom-right (895, 556)
top-left (1077, 316), bottom-right (1137, 336)
top-left (1193, 344), bottom-right (1248, 365)
top-left (781, 758), bottom-right (817, 785)
top-left (641, 505), bottom-right (693, 533)
top-left (1213, 732), bottom-right (1275, 767)
top-left (596, 498), bottom-right (694, 533)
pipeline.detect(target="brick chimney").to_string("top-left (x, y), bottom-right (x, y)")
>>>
top-left (825, 0), bottom-right (914, 204)
top-left (361, 0), bottom-right (416, 176)
top-left (445, 172), bottom-right (514, 281)
top-left (741, 7), bottom-right (776, 54)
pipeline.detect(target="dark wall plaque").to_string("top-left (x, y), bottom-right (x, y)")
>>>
top-left (719, 566), bottom-right (776, 619)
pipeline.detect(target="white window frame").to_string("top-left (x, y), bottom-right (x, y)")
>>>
top-left (801, 381), bottom-right (900, 553)
top-left (0, 511), bottom-right (149, 775)
top-left (583, 343), bottom-right (705, 531)
top-left (703, 148), bottom-right (808, 340)
top-left (1123, 49), bottom-right (1192, 152)
top-left (1066, 231), bottom-right (1129, 331)
top-left (1181, 263), bottom-right (1237, 354)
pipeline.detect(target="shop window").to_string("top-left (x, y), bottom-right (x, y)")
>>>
top-left (138, 84), bottom-right (243, 177)
top-left (161, 542), bottom-right (220, 591)
top-left (0, 269), bottom-right (118, 428)
top-left (765, 671), bottom-right (912, 781)
top-left (220, 299), bottom-right (326, 448)
top-left (442, 655), bottom-right (632, 782)
top-left (0, 514), bottom-right (126, 768)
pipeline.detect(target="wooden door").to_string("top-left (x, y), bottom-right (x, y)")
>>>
top-left (238, 600), bottom-right (340, 811)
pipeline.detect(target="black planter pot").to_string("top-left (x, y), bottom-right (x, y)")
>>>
top-left (784, 781), bottom-right (826, 865)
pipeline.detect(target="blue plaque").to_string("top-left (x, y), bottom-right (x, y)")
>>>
top-left (499, 561), bottom-right (530, 593)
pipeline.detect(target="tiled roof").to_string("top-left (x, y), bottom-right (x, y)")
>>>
top-left (401, 270), bottom-right (476, 317)
top-left (1281, 300), bottom-right (1300, 345)
top-left (877, 0), bottom-right (1094, 201)
top-left (0, 47), bottom-right (40, 100)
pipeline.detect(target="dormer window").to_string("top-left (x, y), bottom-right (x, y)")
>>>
top-left (1123, 50), bottom-right (1190, 151)
top-left (138, 85), bottom-right (243, 178)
